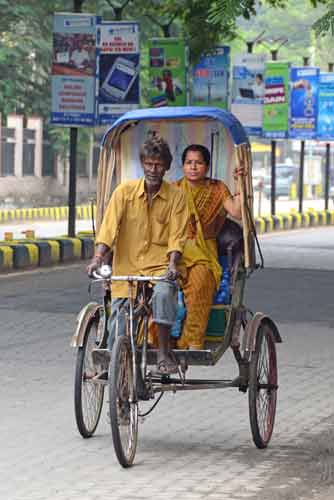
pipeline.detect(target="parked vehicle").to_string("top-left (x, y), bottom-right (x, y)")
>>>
top-left (263, 163), bottom-right (298, 198)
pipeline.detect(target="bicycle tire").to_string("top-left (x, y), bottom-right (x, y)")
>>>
top-left (249, 322), bottom-right (278, 448)
top-left (74, 314), bottom-right (105, 437)
top-left (109, 335), bottom-right (138, 467)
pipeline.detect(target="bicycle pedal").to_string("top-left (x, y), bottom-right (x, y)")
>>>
top-left (95, 370), bottom-right (108, 381)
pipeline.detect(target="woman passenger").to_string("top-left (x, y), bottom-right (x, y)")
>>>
top-left (175, 144), bottom-right (243, 350)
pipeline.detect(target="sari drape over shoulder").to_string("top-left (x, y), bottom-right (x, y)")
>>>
top-left (176, 177), bottom-right (232, 289)
top-left (175, 177), bottom-right (232, 350)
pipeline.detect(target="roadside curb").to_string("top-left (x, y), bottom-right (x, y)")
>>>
top-left (0, 233), bottom-right (94, 273)
top-left (254, 209), bottom-right (334, 234)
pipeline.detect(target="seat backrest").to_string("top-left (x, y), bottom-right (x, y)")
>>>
top-left (216, 218), bottom-right (243, 260)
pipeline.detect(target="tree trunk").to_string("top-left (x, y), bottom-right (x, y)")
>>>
top-left (162, 24), bottom-right (171, 37)
top-left (73, 0), bottom-right (84, 13)
top-left (114, 7), bottom-right (123, 20)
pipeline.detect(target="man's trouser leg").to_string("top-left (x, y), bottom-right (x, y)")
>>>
top-left (151, 281), bottom-right (178, 327)
top-left (107, 298), bottom-right (128, 351)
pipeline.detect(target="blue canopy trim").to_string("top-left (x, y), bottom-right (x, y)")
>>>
top-left (101, 106), bottom-right (249, 146)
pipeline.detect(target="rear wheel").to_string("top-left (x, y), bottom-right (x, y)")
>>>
top-left (109, 335), bottom-right (138, 467)
top-left (249, 322), bottom-right (278, 448)
top-left (74, 312), bottom-right (105, 437)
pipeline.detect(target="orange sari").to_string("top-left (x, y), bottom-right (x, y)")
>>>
top-left (175, 178), bottom-right (232, 349)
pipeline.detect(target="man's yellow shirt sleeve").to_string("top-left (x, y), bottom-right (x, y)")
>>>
top-left (96, 185), bottom-right (125, 249)
top-left (167, 189), bottom-right (189, 255)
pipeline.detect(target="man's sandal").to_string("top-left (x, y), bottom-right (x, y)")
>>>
top-left (157, 357), bottom-right (178, 375)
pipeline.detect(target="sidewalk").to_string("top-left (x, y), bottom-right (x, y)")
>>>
top-left (0, 220), bottom-right (92, 240)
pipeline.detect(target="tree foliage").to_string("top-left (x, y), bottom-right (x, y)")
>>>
top-left (313, 1), bottom-right (334, 35)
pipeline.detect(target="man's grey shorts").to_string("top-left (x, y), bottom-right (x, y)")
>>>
top-left (107, 281), bottom-right (177, 350)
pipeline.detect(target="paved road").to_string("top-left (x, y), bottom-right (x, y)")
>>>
top-left (1, 227), bottom-right (334, 500)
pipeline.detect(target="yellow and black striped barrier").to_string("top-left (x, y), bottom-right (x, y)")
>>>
top-left (0, 245), bottom-right (14, 271)
top-left (0, 205), bottom-right (96, 223)
top-left (254, 209), bottom-right (334, 234)
top-left (0, 235), bottom-right (95, 272)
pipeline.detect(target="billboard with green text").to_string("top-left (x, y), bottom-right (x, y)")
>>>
top-left (263, 61), bottom-right (289, 139)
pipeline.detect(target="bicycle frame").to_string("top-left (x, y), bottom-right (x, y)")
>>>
top-left (91, 273), bottom-right (169, 398)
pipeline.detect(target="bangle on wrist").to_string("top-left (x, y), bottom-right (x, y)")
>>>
top-left (94, 254), bottom-right (104, 261)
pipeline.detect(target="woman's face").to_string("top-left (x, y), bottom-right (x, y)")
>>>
top-left (183, 150), bottom-right (209, 183)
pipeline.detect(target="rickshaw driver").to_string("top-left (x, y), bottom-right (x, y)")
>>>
top-left (87, 135), bottom-right (188, 375)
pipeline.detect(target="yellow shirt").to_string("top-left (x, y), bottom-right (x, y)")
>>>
top-left (96, 177), bottom-right (188, 297)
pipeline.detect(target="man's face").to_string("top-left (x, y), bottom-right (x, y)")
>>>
top-left (142, 155), bottom-right (167, 188)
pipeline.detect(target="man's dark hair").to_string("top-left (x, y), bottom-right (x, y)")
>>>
top-left (140, 135), bottom-right (173, 171)
top-left (182, 144), bottom-right (211, 167)
top-left (256, 73), bottom-right (263, 82)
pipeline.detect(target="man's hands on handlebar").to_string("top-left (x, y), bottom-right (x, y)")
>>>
top-left (87, 255), bottom-right (103, 277)
top-left (165, 262), bottom-right (180, 281)
top-left (87, 247), bottom-right (181, 281)
top-left (165, 250), bottom-right (182, 281)
top-left (87, 243), bottom-right (112, 277)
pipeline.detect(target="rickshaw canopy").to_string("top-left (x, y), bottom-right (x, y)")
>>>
top-left (97, 106), bottom-right (254, 270)
top-left (101, 106), bottom-right (249, 147)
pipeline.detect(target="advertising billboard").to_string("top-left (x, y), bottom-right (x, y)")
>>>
top-left (263, 61), bottom-right (289, 139)
top-left (96, 21), bottom-right (140, 124)
top-left (231, 53), bottom-right (267, 136)
top-left (191, 47), bottom-right (230, 109)
top-left (148, 38), bottom-right (187, 107)
top-left (289, 66), bottom-right (319, 139)
top-left (317, 72), bottom-right (334, 141)
top-left (51, 13), bottom-right (97, 126)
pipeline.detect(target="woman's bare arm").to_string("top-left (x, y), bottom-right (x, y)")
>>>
top-left (223, 195), bottom-right (242, 220)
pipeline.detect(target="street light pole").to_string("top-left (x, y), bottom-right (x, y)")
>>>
top-left (270, 48), bottom-right (278, 216)
top-left (324, 62), bottom-right (334, 211)
top-left (68, 0), bottom-right (84, 237)
top-left (247, 41), bottom-right (253, 54)
top-left (298, 56), bottom-right (310, 213)
top-left (246, 30), bottom-right (266, 55)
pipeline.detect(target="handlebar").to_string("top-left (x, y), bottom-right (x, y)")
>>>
top-left (91, 268), bottom-right (169, 283)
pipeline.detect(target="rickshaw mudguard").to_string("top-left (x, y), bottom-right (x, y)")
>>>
top-left (242, 312), bottom-right (282, 354)
top-left (71, 302), bottom-right (101, 348)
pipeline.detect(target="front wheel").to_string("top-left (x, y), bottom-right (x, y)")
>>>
top-left (109, 335), bottom-right (138, 467)
top-left (249, 322), bottom-right (278, 448)
top-left (74, 312), bottom-right (105, 437)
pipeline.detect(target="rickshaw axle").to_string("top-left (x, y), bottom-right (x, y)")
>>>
top-left (151, 377), bottom-right (244, 393)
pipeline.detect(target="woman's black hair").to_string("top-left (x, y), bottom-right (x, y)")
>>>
top-left (182, 144), bottom-right (210, 167)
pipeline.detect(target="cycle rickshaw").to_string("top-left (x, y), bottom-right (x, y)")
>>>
top-left (71, 106), bottom-right (281, 467)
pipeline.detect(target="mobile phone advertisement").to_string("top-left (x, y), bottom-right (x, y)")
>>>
top-left (96, 22), bottom-right (140, 124)
top-left (289, 67), bottom-right (319, 139)
top-left (148, 38), bottom-right (187, 107)
top-left (191, 47), bottom-right (230, 110)
top-left (317, 72), bottom-right (334, 141)
top-left (231, 53), bottom-right (267, 137)
top-left (51, 13), bottom-right (97, 127)
top-left (263, 62), bottom-right (289, 139)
